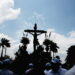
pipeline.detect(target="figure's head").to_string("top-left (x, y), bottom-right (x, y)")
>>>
top-left (0, 61), bottom-right (3, 69)
top-left (29, 63), bottom-right (34, 68)
top-left (2, 59), bottom-right (12, 69)
top-left (51, 58), bottom-right (61, 72)
top-left (56, 56), bottom-right (60, 59)
top-left (45, 62), bottom-right (51, 70)
top-left (66, 45), bottom-right (75, 66)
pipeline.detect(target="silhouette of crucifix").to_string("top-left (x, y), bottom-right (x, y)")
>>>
top-left (24, 23), bottom-right (47, 52)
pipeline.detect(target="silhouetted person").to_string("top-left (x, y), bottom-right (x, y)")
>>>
top-left (0, 61), bottom-right (3, 69)
top-left (25, 62), bottom-right (45, 75)
top-left (0, 59), bottom-right (14, 75)
top-left (49, 58), bottom-right (67, 75)
top-left (65, 45), bottom-right (75, 75)
top-left (55, 55), bottom-right (61, 63)
top-left (56, 56), bottom-right (60, 59)
top-left (44, 62), bottom-right (51, 75)
top-left (25, 63), bottom-right (34, 74)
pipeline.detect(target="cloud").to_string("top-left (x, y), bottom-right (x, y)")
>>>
top-left (0, 0), bottom-right (21, 24)
top-left (68, 30), bottom-right (75, 38)
top-left (7, 43), bottom-right (19, 59)
top-left (26, 12), bottom-right (46, 28)
top-left (16, 29), bottom-right (24, 39)
top-left (32, 12), bottom-right (45, 22)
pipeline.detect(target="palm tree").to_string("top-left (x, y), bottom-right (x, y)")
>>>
top-left (20, 37), bottom-right (30, 50)
top-left (21, 37), bottom-right (29, 45)
top-left (0, 38), bottom-right (10, 57)
top-left (43, 39), bottom-right (52, 52)
top-left (50, 42), bottom-right (59, 58)
top-left (43, 39), bottom-right (59, 58)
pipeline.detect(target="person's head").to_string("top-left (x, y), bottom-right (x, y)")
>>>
top-left (0, 61), bottom-right (3, 69)
top-left (51, 58), bottom-right (61, 72)
top-left (66, 45), bottom-right (75, 66)
top-left (28, 63), bottom-right (34, 68)
top-left (45, 62), bottom-right (51, 70)
top-left (2, 59), bottom-right (12, 69)
top-left (56, 56), bottom-right (60, 59)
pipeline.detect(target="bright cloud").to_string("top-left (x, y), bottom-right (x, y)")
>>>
top-left (68, 31), bottom-right (75, 38)
top-left (0, 0), bottom-right (21, 23)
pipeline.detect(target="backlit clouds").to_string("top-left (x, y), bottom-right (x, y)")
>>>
top-left (68, 31), bottom-right (75, 38)
top-left (0, 0), bottom-right (21, 23)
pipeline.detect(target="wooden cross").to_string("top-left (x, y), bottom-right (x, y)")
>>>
top-left (24, 23), bottom-right (47, 52)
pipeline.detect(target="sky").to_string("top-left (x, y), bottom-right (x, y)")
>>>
top-left (0, 0), bottom-right (75, 62)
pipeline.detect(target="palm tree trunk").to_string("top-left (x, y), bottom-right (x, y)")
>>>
top-left (53, 52), bottom-right (54, 59)
top-left (1, 47), bottom-right (3, 58)
top-left (5, 47), bottom-right (6, 56)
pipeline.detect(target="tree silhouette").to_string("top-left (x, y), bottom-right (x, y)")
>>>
top-left (0, 38), bottom-right (10, 58)
top-left (15, 37), bottom-right (30, 58)
top-left (21, 37), bottom-right (29, 49)
top-left (21, 37), bottom-right (30, 45)
top-left (50, 42), bottom-right (59, 58)
top-left (43, 39), bottom-right (59, 58)
top-left (43, 39), bottom-right (51, 52)
top-left (13, 37), bottom-right (30, 74)
top-left (20, 37), bottom-right (30, 54)
top-left (65, 45), bottom-right (75, 68)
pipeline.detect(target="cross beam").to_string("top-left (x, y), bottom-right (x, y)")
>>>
top-left (24, 23), bottom-right (47, 52)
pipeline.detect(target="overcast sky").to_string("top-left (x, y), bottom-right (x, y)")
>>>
top-left (0, 0), bottom-right (75, 62)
